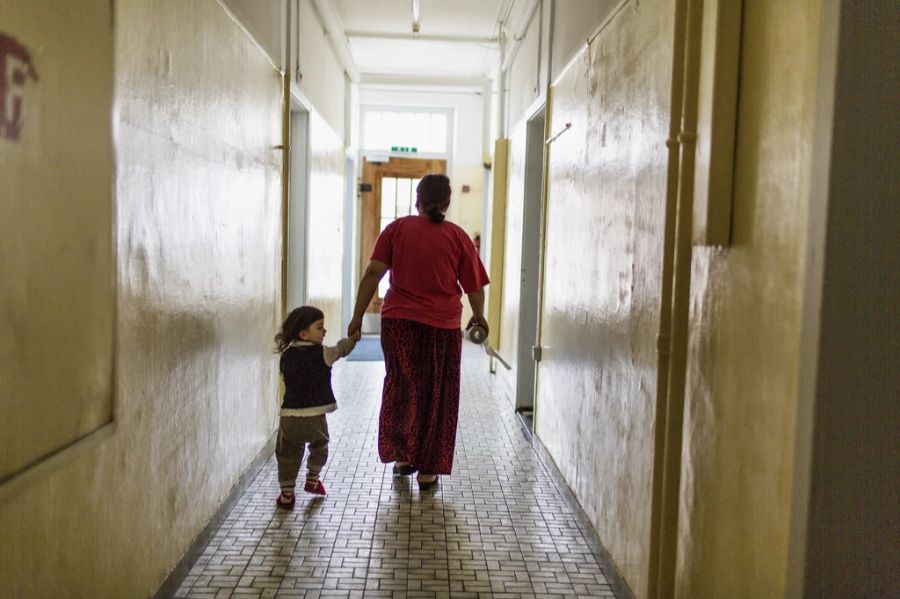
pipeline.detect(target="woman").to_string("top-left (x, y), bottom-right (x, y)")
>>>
top-left (347, 174), bottom-right (489, 489)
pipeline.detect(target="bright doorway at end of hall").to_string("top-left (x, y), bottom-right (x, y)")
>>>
top-left (358, 157), bottom-right (447, 335)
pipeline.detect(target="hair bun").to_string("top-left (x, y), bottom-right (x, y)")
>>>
top-left (417, 174), bottom-right (451, 223)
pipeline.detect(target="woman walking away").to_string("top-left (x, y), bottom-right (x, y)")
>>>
top-left (348, 174), bottom-right (490, 490)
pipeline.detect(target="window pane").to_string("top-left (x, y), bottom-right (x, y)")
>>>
top-left (430, 113), bottom-right (447, 153)
top-left (414, 112), bottom-right (430, 152)
top-left (410, 178), bottom-right (421, 215)
top-left (396, 178), bottom-right (411, 218)
top-left (381, 178), bottom-right (397, 220)
top-left (382, 112), bottom-right (398, 149)
top-left (364, 111), bottom-right (382, 150)
top-left (397, 112), bottom-right (414, 148)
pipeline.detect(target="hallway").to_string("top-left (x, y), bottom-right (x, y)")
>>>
top-left (174, 348), bottom-right (620, 598)
top-left (3, 1), bottom-right (896, 597)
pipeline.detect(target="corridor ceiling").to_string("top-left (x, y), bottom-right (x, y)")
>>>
top-left (334, 0), bottom-right (517, 79)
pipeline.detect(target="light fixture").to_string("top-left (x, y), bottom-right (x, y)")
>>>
top-left (412, 0), bottom-right (420, 34)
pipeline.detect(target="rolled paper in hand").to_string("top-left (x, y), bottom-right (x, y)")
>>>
top-left (464, 324), bottom-right (488, 344)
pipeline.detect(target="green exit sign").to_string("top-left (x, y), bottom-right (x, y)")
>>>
top-left (391, 146), bottom-right (418, 153)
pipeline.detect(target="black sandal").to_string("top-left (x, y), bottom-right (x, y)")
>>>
top-left (392, 462), bottom-right (417, 476)
top-left (416, 474), bottom-right (438, 490)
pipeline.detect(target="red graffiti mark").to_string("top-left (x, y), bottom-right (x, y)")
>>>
top-left (1, 32), bottom-right (39, 141)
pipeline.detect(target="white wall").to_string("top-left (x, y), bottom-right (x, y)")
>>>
top-left (223, 0), bottom-right (349, 140)
top-left (506, 5), bottom-right (543, 133)
top-left (222, 0), bottom-right (283, 68)
top-left (295, 0), bottom-right (347, 139)
top-left (503, 0), bottom-right (621, 133)
top-left (550, 0), bottom-right (621, 81)
top-left (305, 111), bottom-right (346, 337)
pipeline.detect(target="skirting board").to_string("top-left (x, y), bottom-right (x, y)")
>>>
top-left (154, 434), bottom-right (277, 599)
top-left (519, 421), bottom-right (636, 599)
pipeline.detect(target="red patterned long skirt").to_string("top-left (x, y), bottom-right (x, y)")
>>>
top-left (379, 317), bottom-right (462, 475)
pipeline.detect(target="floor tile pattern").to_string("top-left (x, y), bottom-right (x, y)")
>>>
top-left (174, 346), bottom-right (619, 598)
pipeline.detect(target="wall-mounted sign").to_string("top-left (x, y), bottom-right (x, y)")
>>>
top-left (390, 146), bottom-right (418, 153)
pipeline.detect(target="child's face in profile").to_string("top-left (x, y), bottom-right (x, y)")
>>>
top-left (299, 318), bottom-right (326, 345)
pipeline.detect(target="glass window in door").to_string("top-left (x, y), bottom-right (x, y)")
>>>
top-left (378, 177), bottom-right (421, 298)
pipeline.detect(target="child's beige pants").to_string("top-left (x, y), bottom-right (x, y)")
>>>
top-left (276, 414), bottom-right (329, 492)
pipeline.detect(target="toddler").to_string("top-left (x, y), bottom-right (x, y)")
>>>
top-left (273, 305), bottom-right (359, 508)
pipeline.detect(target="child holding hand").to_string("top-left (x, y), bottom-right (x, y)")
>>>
top-left (273, 306), bottom-right (360, 508)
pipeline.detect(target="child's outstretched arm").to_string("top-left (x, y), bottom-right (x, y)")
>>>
top-left (322, 331), bottom-right (360, 367)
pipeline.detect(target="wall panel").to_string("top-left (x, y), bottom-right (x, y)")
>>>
top-left (675, 1), bottom-right (821, 596)
top-left (0, 0), bottom-right (114, 482)
top-left (0, 1), bottom-right (282, 596)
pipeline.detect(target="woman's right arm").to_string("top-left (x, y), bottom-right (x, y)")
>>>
top-left (348, 260), bottom-right (389, 338)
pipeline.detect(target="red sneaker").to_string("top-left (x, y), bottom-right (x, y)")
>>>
top-left (275, 492), bottom-right (295, 509)
top-left (303, 479), bottom-right (327, 495)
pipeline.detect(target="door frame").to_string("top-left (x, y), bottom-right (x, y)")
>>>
top-left (514, 106), bottom-right (547, 413)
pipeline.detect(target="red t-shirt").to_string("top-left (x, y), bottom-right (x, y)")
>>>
top-left (371, 216), bottom-right (489, 329)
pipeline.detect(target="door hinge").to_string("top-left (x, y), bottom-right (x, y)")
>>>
top-left (532, 345), bottom-right (542, 362)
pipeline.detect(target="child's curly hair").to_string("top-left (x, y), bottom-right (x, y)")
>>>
top-left (274, 306), bottom-right (324, 352)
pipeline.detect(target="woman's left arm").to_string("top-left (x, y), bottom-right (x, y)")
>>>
top-left (465, 288), bottom-right (489, 336)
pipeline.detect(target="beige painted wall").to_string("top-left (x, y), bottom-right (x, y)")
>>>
top-left (674, 2), bottom-right (821, 597)
top-left (536, 2), bottom-right (674, 597)
top-left (0, 1), bottom-right (115, 481)
top-left (448, 165), bottom-right (485, 238)
top-left (0, 1), bottom-right (283, 596)
top-left (305, 110), bottom-right (345, 338)
top-left (448, 165), bottom-right (487, 329)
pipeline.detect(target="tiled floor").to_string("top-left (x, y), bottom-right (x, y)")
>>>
top-left (174, 346), bottom-right (620, 599)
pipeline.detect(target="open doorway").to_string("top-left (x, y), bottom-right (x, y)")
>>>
top-left (515, 107), bottom-right (546, 424)
top-left (358, 156), bottom-right (447, 335)
top-left (286, 105), bottom-right (310, 310)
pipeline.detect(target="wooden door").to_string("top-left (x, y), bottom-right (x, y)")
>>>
top-left (359, 157), bottom-right (446, 313)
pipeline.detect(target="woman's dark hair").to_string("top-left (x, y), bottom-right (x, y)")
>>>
top-left (416, 174), bottom-right (452, 223)
top-left (274, 305), bottom-right (324, 352)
